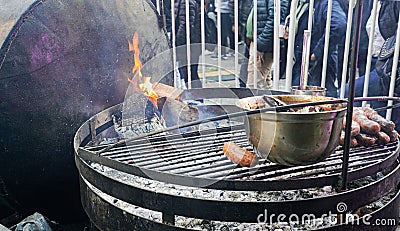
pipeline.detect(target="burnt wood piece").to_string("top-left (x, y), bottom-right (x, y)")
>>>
top-left (157, 97), bottom-right (199, 132)
top-left (153, 83), bottom-right (184, 100)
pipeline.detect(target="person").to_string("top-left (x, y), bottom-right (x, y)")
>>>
top-left (344, 0), bottom-right (400, 132)
top-left (365, 0), bottom-right (384, 70)
top-left (337, 0), bottom-right (374, 88)
top-left (211, 0), bottom-right (234, 59)
top-left (174, 0), bottom-right (203, 88)
top-left (228, 0), bottom-right (253, 43)
top-left (228, 0), bottom-right (253, 86)
top-left (289, 0), bottom-right (347, 97)
top-left (245, 0), bottom-right (290, 89)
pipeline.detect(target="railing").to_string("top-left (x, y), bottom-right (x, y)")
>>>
top-left (154, 0), bottom-right (399, 118)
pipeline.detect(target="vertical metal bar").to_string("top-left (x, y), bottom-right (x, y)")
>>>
top-left (339, 0), bottom-right (356, 98)
top-left (341, 0), bottom-right (364, 191)
top-left (273, 0), bottom-right (281, 90)
top-left (321, 0), bottom-right (333, 88)
top-left (171, 0), bottom-right (178, 88)
top-left (362, 0), bottom-right (379, 107)
top-left (201, 0), bottom-right (206, 85)
top-left (156, 0), bottom-right (161, 13)
top-left (302, 0), bottom-right (314, 88)
top-left (285, 0), bottom-right (299, 91)
top-left (386, 10), bottom-right (400, 120)
top-left (185, 0), bottom-right (192, 89)
top-left (217, 0), bottom-right (222, 84)
top-left (234, 0), bottom-right (239, 87)
top-left (253, 0), bottom-right (258, 88)
top-left (300, 30), bottom-right (311, 89)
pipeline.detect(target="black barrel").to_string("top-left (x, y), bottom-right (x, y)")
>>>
top-left (0, 0), bottom-right (172, 223)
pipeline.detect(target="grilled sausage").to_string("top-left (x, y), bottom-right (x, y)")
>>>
top-left (353, 109), bottom-right (381, 135)
top-left (342, 118), bottom-right (361, 137)
top-left (223, 142), bottom-right (259, 167)
top-left (355, 133), bottom-right (377, 147)
top-left (361, 107), bottom-right (395, 133)
top-left (376, 131), bottom-right (391, 145)
top-left (339, 131), bottom-right (358, 147)
top-left (361, 107), bottom-right (377, 117)
top-left (387, 130), bottom-right (399, 142)
top-left (366, 113), bottom-right (395, 133)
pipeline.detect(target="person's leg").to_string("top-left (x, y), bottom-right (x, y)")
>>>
top-left (246, 42), bottom-right (256, 88)
top-left (343, 70), bottom-right (381, 106)
top-left (239, 43), bottom-right (249, 87)
top-left (227, 16), bottom-right (235, 51)
top-left (260, 52), bottom-right (273, 89)
top-left (190, 63), bottom-right (203, 88)
top-left (179, 65), bottom-right (189, 88)
top-left (220, 13), bottom-right (229, 56)
top-left (337, 45), bottom-right (346, 88)
top-left (325, 72), bottom-right (338, 97)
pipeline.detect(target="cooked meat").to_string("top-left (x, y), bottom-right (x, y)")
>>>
top-left (223, 142), bottom-right (259, 167)
top-left (355, 133), bottom-right (378, 147)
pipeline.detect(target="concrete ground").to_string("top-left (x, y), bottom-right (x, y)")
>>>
top-left (192, 45), bottom-right (288, 91)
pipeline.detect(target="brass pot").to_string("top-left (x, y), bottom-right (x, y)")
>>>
top-left (237, 95), bottom-right (346, 166)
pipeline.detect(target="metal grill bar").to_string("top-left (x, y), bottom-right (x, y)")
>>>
top-left (82, 123), bottom-right (400, 186)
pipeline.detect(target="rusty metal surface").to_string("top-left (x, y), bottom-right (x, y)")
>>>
top-left (0, 0), bottom-right (171, 222)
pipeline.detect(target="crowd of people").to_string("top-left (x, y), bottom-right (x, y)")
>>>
top-left (155, 0), bottom-right (399, 107)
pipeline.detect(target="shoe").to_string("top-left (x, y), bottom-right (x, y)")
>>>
top-left (227, 51), bottom-right (236, 57)
top-left (210, 54), bottom-right (218, 60)
top-left (210, 54), bottom-right (229, 60)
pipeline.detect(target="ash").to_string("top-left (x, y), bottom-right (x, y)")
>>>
top-left (89, 162), bottom-right (394, 230)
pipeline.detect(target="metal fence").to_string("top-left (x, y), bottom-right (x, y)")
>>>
top-left (155, 0), bottom-right (399, 118)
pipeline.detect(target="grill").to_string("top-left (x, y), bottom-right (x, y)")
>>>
top-left (75, 88), bottom-right (400, 230)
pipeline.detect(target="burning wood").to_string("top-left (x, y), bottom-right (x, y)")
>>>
top-left (127, 32), bottom-right (184, 107)
top-left (128, 32), bottom-right (159, 104)
top-left (157, 97), bottom-right (199, 129)
top-left (152, 82), bottom-right (184, 100)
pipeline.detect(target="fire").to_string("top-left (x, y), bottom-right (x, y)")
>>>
top-left (140, 77), bottom-right (159, 100)
top-left (128, 32), bottom-right (158, 102)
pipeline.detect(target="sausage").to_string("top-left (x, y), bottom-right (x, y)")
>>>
top-left (387, 130), bottom-right (399, 142)
top-left (376, 131), bottom-right (391, 145)
top-left (355, 133), bottom-right (377, 147)
top-left (339, 131), bottom-right (358, 147)
top-left (352, 109), bottom-right (381, 135)
top-left (366, 113), bottom-right (395, 133)
top-left (223, 142), bottom-right (259, 167)
top-left (343, 118), bottom-right (361, 137)
top-left (361, 107), bottom-right (396, 133)
top-left (362, 107), bottom-right (377, 117)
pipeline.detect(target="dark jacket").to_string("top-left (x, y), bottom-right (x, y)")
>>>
top-left (174, 0), bottom-right (202, 46)
top-left (250, 0), bottom-right (290, 53)
top-left (292, 0), bottom-right (347, 97)
top-left (228, 0), bottom-right (253, 27)
top-left (378, 0), bottom-right (400, 40)
top-left (377, 0), bottom-right (400, 97)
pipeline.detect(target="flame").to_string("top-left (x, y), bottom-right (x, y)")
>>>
top-left (128, 32), bottom-right (158, 102)
top-left (140, 77), bottom-right (159, 101)
top-left (129, 32), bottom-right (142, 78)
